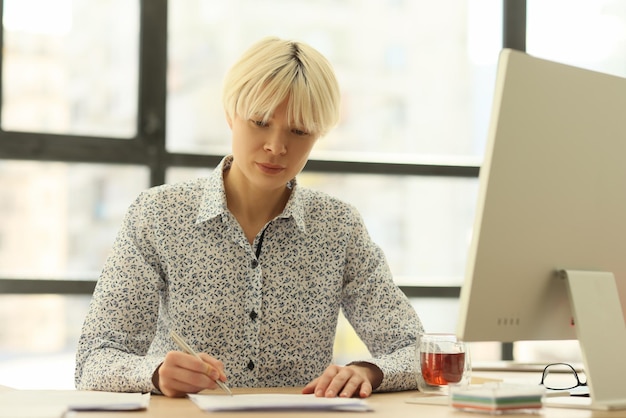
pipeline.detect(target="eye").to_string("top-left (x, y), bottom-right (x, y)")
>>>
top-left (250, 119), bottom-right (267, 128)
top-left (292, 128), bottom-right (309, 137)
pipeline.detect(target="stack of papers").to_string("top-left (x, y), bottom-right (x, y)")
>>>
top-left (0, 390), bottom-right (150, 418)
top-left (188, 393), bottom-right (372, 412)
top-left (450, 383), bottom-right (545, 413)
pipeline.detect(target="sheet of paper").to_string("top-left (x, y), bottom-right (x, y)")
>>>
top-left (0, 390), bottom-right (150, 413)
top-left (188, 393), bottom-right (372, 412)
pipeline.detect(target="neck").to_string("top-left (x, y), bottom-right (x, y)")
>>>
top-left (223, 168), bottom-right (291, 243)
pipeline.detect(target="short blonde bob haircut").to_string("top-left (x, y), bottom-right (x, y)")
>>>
top-left (222, 37), bottom-right (341, 138)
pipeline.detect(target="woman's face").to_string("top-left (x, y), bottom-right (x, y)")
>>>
top-left (227, 98), bottom-right (319, 193)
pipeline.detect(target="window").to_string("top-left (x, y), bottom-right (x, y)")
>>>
top-left (0, 161), bottom-right (148, 279)
top-left (0, 295), bottom-right (90, 390)
top-left (527, 0), bottom-right (626, 77)
top-left (0, 0), bottom-right (518, 389)
top-left (167, 0), bottom-right (501, 160)
top-left (2, 0), bottom-right (139, 137)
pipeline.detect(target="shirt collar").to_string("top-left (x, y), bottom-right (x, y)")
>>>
top-left (196, 155), bottom-right (307, 233)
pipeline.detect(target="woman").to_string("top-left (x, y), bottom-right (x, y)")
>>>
top-left (75, 36), bottom-right (423, 398)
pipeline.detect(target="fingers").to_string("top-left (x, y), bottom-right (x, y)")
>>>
top-left (328, 368), bottom-right (371, 398)
top-left (341, 375), bottom-right (373, 398)
top-left (302, 365), bottom-right (373, 399)
top-left (198, 352), bottom-right (228, 383)
top-left (301, 376), bottom-right (320, 395)
top-left (310, 365), bottom-right (340, 397)
top-left (157, 351), bottom-right (226, 397)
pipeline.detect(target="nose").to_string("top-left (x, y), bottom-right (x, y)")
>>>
top-left (263, 130), bottom-right (287, 155)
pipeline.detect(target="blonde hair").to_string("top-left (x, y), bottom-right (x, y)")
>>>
top-left (222, 37), bottom-right (341, 137)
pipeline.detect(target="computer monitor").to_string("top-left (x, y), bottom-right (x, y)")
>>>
top-left (456, 49), bottom-right (626, 410)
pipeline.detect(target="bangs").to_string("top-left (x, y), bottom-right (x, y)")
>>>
top-left (234, 62), bottom-right (322, 136)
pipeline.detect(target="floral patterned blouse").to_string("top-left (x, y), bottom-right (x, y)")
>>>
top-left (75, 155), bottom-right (423, 393)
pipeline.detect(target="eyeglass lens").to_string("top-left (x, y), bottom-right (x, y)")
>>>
top-left (541, 363), bottom-right (586, 390)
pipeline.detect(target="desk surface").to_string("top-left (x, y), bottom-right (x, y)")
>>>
top-left (77, 387), bottom-right (625, 418)
top-left (1, 378), bottom-right (621, 417)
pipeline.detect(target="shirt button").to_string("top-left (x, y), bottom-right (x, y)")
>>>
top-left (249, 310), bottom-right (258, 321)
top-left (251, 259), bottom-right (259, 269)
top-left (247, 360), bottom-right (255, 371)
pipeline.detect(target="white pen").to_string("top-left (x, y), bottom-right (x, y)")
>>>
top-left (170, 330), bottom-right (233, 396)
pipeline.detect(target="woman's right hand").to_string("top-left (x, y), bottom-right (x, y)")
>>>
top-left (153, 351), bottom-right (228, 397)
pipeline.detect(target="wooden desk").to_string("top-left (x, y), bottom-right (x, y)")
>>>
top-left (67, 386), bottom-right (622, 418)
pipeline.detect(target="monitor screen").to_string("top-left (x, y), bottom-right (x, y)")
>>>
top-left (456, 49), bottom-right (626, 410)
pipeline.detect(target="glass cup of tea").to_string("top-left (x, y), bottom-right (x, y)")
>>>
top-left (416, 333), bottom-right (471, 394)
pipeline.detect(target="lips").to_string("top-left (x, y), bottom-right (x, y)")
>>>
top-left (257, 162), bottom-right (285, 175)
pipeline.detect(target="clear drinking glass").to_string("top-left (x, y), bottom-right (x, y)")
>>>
top-left (417, 333), bottom-right (471, 394)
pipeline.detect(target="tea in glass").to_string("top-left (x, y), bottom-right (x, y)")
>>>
top-left (417, 333), bottom-right (471, 394)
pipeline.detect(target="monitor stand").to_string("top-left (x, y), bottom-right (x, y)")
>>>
top-left (545, 270), bottom-right (626, 410)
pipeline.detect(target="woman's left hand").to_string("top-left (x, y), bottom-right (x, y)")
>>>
top-left (302, 362), bottom-right (383, 398)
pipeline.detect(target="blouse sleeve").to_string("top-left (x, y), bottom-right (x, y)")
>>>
top-left (74, 192), bottom-right (165, 393)
top-left (341, 207), bottom-right (424, 392)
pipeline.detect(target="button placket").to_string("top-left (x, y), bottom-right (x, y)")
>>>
top-left (244, 254), bottom-right (262, 379)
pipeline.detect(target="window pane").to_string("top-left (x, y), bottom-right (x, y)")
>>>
top-left (166, 0), bottom-right (501, 160)
top-left (0, 295), bottom-right (89, 389)
top-left (167, 167), bottom-right (478, 286)
top-left (298, 173), bottom-right (478, 286)
top-left (527, 0), bottom-right (626, 77)
top-left (335, 297), bottom-right (500, 364)
top-left (0, 161), bottom-right (148, 279)
top-left (1, 0), bottom-right (139, 137)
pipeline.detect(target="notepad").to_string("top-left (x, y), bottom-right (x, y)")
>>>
top-left (188, 393), bottom-right (372, 412)
top-left (450, 383), bottom-right (545, 413)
